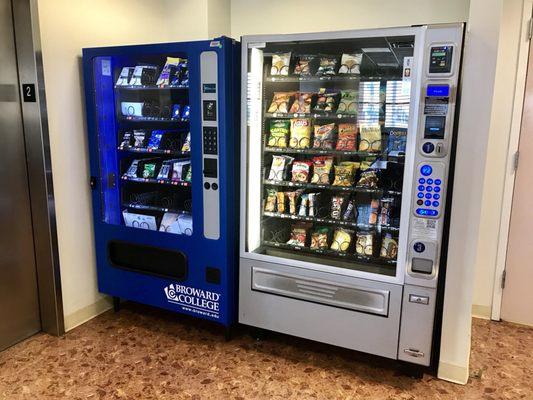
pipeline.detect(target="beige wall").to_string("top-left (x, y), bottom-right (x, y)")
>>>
top-left (37, 0), bottom-right (210, 331)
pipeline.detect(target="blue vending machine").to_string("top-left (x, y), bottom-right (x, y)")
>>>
top-left (82, 37), bottom-right (239, 332)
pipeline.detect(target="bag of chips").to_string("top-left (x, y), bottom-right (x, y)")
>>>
top-left (332, 162), bottom-right (358, 187)
top-left (336, 123), bottom-right (357, 151)
top-left (357, 169), bottom-right (379, 188)
top-left (359, 124), bottom-right (382, 152)
top-left (298, 194), bottom-right (309, 216)
top-left (338, 53), bottom-right (363, 75)
top-left (147, 131), bottom-right (163, 150)
top-left (379, 198), bottom-right (394, 225)
top-left (380, 234), bottom-right (398, 259)
top-left (276, 191), bottom-right (286, 213)
top-left (308, 193), bottom-right (320, 217)
top-left (337, 90), bottom-right (358, 114)
top-left (133, 130), bottom-right (146, 147)
top-left (313, 123), bottom-right (336, 149)
top-left (289, 118), bottom-right (312, 149)
top-left (310, 156), bottom-right (333, 184)
top-left (268, 119), bottom-right (290, 147)
top-left (387, 130), bottom-right (407, 156)
top-left (271, 52), bottom-right (291, 76)
top-left (313, 89), bottom-right (338, 113)
top-left (268, 155), bottom-right (294, 181)
top-left (268, 92), bottom-right (294, 113)
top-left (316, 55), bottom-right (338, 76)
top-left (287, 223), bottom-right (309, 247)
top-left (355, 232), bottom-right (374, 256)
top-left (142, 163), bottom-right (156, 179)
top-left (342, 198), bottom-right (356, 221)
top-left (287, 190), bottom-right (303, 215)
top-left (181, 132), bottom-right (191, 152)
top-left (264, 189), bottom-right (277, 212)
top-left (331, 228), bottom-right (353, 252)
top-left (310, 227), bottom-right (329, 249)
top-left (294, 55), bottom-right (315, 76)
top-left (289, 92), bottom-right (313, 114)
top-left (369, 199), bottom-right (380, 225)
top-left (119, 131), bottom-right (132, 148)
top-left (291, 160), bottom-right (312, 183)
top-left (331, 194), bottom-right (347, 220)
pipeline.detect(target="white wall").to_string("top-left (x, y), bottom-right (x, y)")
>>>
top-left (37, 0), bottom-right (210, 331)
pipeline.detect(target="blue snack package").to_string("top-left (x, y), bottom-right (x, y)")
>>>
top-left (182, 105), bottom-right (191, 121)
top-left (172, 104), bottom-right (181, 120)
top-left (147, 130), bottom-right (164, 150)
top-left (387, 129), bottom-right (407, 156)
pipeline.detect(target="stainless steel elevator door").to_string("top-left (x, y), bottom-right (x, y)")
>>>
top-left (0, 0), bottom-right (40, 351)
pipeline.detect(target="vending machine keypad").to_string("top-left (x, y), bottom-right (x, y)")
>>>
top-left (415, 163), bottom-right (443, 218)
top-left (203, 127), bottom-right (218, 155)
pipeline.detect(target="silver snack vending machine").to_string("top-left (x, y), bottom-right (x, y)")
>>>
top-left (239, 24), bottom-right (464, 368)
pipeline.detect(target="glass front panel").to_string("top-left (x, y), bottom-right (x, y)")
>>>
top-left (246, 35), bottom-right (415, 276)
top-left (93, 54), bottom-right (192, 235)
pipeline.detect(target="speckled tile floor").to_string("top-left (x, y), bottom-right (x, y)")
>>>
top-left (0, 303), bottom-right (531, 400)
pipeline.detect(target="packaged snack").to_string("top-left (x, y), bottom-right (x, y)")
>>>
top-left (268, 155), bottom-right (294, 181)
top-left (181, 132), bottom-right (191, 152)
top-left (308, 193), bottom-right (320, 217)
top-left (172, 104), bottom-right (181, 120)
top-left (157, 160), bottom-right (173, 180)
top-left (387, 130), bottom-right (407, 156)
top-left (289, 93), bottom-right (313, 114)
top-left (268, 119), bottom-right (290, 147)
top-left (357, 170), bottom-right (379, 188)
top-left (332, 162), bottom-right (358, 187)
top-left (157, 57), bottom-right (181, 86)
top-left (342, 198), bottom-right (356, 221)
top-left (264, 189), bottom-right (278, 212)
top-left (310, 227), bottom-right (329, 249)
top-left (298, 194), bottom-right (309, 216)
top-left (336, 123), bottom-right (357, 151)
top-left (268, 92), bottom-right (294, 114)
top-left (291, 160), bottom-right (312, 183)
top-left (171, 60), bottom-right (188, 87)
top-left (316, 55), bottom-right (338, 76)
top-left (359, 124), bottom-right (382, 152)
top-left (133, 130), bottom-right (146, 147)
top-left (271, 52), bottom-right (291, 76)
top-left (287, 223), bottom-right (309, 247)
top-left (379, 198), bottom-right (394, 225)
top-left (276, 191), bottom-right (286, 213)
top-left (116, 67), bottom-right (135, 86)
top-left (119, 131), bottom-right (132, 148)
top-left (359, 159), bottom-right (373, 171)
top-left (355, 232), bottom-right (374, 256)
top-left (313, 123), bottom-right (336, 149)
top-left (337, 90), bottom-right (358, 114)
top-left (380, 234), bottom-right (398, 259)
top-left (142, 163), bottom-right (156, 179)
top-left (294, 55), bottom-right (315, 76)
top-left (286, 190), bottom-right (303, 215)
top-left (331, 228), bottom-right (353, 252)
top-left (313, 89), bottom-right (338, 113)
top-left (356, 203), bottom-right (371, 226)
top-left (369, 199), bottom-right (380, 225)
top-left (331, 194), bottom-right (347, 220)
top-left (184, 165), bottom-right (192, 182)
top-left (129, 65), bottom-right (158, 86)
top-left (338, 53), bottom-right (363, 74)
top-left (125, 160), bottom-right (140, 178)
top-left (147, 131), bottom-right (164, 150)
top-left (289, 118), bottom-right (312, 149)
top-left (311, 156), bottom-right (333, 184)
top-left (182, 105), bottom-right (191, 121)
top-left (172, 160), bottom-right (190, 181)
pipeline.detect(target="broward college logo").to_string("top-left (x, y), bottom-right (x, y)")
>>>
top-left (164, 284), bottom-right (221, 319)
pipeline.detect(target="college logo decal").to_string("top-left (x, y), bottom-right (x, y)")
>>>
top-left (164, 284), bottom-right (221, 319)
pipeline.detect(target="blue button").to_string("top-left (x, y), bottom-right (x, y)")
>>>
top-left (422, 142), bottom-right (435, 154)
top-left (425, 193), bottom-right (432, 199)
top-left (425, 200), bottom-right (431, 206)
top-left (419, 178), bottom-right (426, 184)
top-left (413, 242), bottom-right (425, 253)
top-left (433, 201), bottom-right (440, 207)
top-left (434, 186), bottom-right (441, 193)
top-left (416, 208), bottom-right (438, 217)
top-left (420, 165), bottom-right (433, 176)
top-left (426, 186), bottom-right (433, 192)
top-left (427, 179), bottom-right (434, 184)
top-left (433, 194), bottom-right (440, 200)
top-left (435, 179), bottom-right (442, 185)
top-left (418, 193), bottom-right (424, 199)
top-left (418, 185), bottom-right (425, 191)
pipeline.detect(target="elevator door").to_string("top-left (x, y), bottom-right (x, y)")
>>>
top-left (0, 0), bottom-right (41, 351)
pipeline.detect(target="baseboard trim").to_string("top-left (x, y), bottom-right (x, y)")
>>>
top-left (64, 297), bottom-right (113, 332)
top-left (471, 304), bottom-right (492, 319)
top-left (438, 361), bottom-right (469, 384)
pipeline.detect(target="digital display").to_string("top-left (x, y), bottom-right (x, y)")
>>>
top-left (429, 46), bottom-right (453, 74)
top-left (424, 115), bottom-right (446, 139)
top-left (426, 85), bottom-right (450, 97)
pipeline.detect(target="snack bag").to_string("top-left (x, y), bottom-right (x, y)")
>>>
top-left (310, 227), bottom-right (329, 249)
top-left (357, 170), bottom-right (379, 188)
top-left (355, 232), bottom-right (374, 256)
top-left (330, 195), bottom-right (347, 220)
top-left (264, 189), bottom-right (277, 212)
top-left (298, 194), bottom-right (309, 216)
top-left (360, 159), bottom-right (373, 171)
top-left (369, 199), bottom-right (380, 225)
top-left (289, 118), bottom-right (312, 149)
top-left (287, 223), bottom-right (309, 247)
top-left (157, 160), bottom-right (173, 180)
top-left (313, 123), bottom-right (335, 149)
top-left (184, 165), bottom-right (192, 182)
top-left (291, 160), bottom-right (312, 183)
top-left (119, 131), bottom-right (132, 148)
top-left (181, 132), bottom-right (191, 152)
top-left (313, 89), bottom-right (338, 113)
top-left (157, 57), bottom-right (181, 86)
top-left (311, 156), bottom-right (333, 184)
top-left (125, 160), bottom-right (139, 178)
top-left (332, 162), bottom-right (359, 187)
top-left (271, 53), bottom-right (291, 76)
top-left (342, 198), bottom-right (356, 221)
top-left (276, 191), bottom-right (286, 213)
top-left (142, 163), bottom-right (156, 179)
top-left (379, 198), bottom-right (394, 225)
top-left (268, 155), bottom-right (294, 181)
top-left (289, 93), bottom-right (313, 114)
top-left (337, 90), bottom-right (358, 114)
top-left (268, 119), bottom-right (290, 147)
top-left (294, 55), bottom-right (315, 76)
top-left (147, 131), bottom-right (163, 150)
top-left (286, 190), bottom-right (303, 215)
top-left (380, 234), bottom-right (398, 259)
top-left (268, 92), bottom-right (294, 113)
top-left (336, 123), bottom-right (357, 151)
top-left (133, 130), bottom-right (146, 147)
top-left (338, 53), bottom-right (363, 74)
top-left (172, 160), bottom-right (190, 181)
top-left (359, 124), bottom-right (382, 152)
top-left (316, 55), bottom-right (338, 76)
top-left (331, 228), bottom-right (353, 251)
top-left (308, 192), bottom-right (320, 217)
top-left (387, 130), bottom-right (407, 156)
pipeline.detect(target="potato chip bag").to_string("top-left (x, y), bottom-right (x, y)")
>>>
top-left (289, 92), bottom-right (313, 114)
top-left (268, 119), bottom-right (290, 147)
top-left (338, 53), bottom-right (363, 74)
top-left (271, 52), bottom-right (291, 76)
top-left (337, 90), bottom-right (358, 114)
top-left (336, 123), bottom-right (357, 151)
top-left (331, 228), bottom-right (353, 251)
top-left (289, 118), bottom-right (312, 149)
top-left (313, 123), bottom-right (335, 149)
top-left (311, 156), bottom-right (333, 184)
top-left (268, 92), bottom-right (294, 113)
top-left (359, 124), bottom-right (382, 152)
